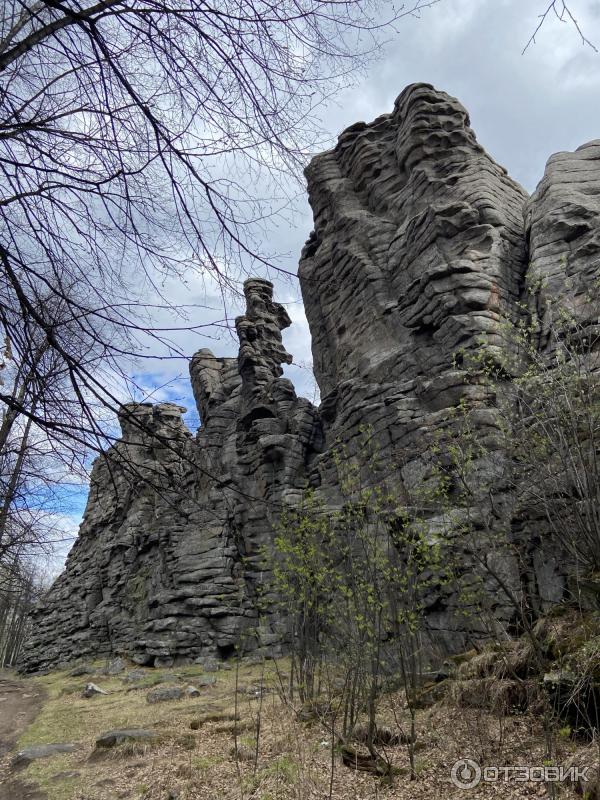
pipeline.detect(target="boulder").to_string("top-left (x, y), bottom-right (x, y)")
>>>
top-left (83, 682), bottom-right (109, 697)
top-left (146, 686), bottom-right (184, 704)
top-left (12, 743), bottom-right (78, 768)
top-left (104, 657), bottom-right (126, 675)
top-left (123, 669), bottom-right (147, 683)
top-left (95, 729), bottom-right (159, 748)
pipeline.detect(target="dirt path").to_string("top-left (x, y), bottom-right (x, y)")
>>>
top-left (0, 670), bottom-right (46, 800)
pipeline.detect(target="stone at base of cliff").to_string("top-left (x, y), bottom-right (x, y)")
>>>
top-left (83, 682), bottom-right (109, 697)
top-left (95, 729), bottom-right (159, 749)
top-left (146, 686), bottom-right (184, 703)
top-left (11, 744), bottom-right (78, 769)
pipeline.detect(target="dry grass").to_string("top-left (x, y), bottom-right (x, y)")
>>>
top-left (457, 641), bottom-right (538, 682)
top-left (4, 656), bottom-right (597, 800)
top-left (449, 677), bottom-right (536, 714)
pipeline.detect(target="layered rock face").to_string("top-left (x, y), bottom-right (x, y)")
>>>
top-left (22, 280), bottom-right (322, 671)
top-left (300, 83), bottom-right (528, 397)
top-left (526, 139), bottom-right (600, 337)
top-left (21, 84), bottom-right (600, 671)
top-left (299, 83), bottom-right (533, 649)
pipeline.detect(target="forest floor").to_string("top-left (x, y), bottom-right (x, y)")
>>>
top-left (0, 644), bottom-right (597, 800)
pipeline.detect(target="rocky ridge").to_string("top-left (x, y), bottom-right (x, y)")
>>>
top-left (23, 278), bottom-right (321, 670)
top-left (20, 83), bottom-right (600, 672)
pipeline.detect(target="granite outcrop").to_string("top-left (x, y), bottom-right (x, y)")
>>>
top-left (20, 84), bottom-right (600, 671)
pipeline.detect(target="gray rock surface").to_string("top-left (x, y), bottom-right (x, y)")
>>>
top-left (197, 675), bottom-right (217, 687)
top-left (104, 657), bottom-right (126, 675)
top-left (95, 729), bottom-right (158, 748)
top-left (12, 744), bottom-right (78, 768)
top-left (83, 683), bottom-right (109, 697)
top-left (146, 686), bottom-right (184, 703)
top-left (299, 82), bottom-right (530, 651)
top-left (21, 278), bottom-right (316, 672)
top-left (19, 83), bottom-right (600, 671)
top-left (123, 670), bottom-right (147, 683)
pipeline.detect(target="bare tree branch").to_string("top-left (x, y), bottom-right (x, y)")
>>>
top-left (524, 1), bottom-right (597, 54)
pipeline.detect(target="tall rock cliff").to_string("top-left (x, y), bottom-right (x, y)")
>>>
top-left (21, 84), bottom-right (600, 671)
top-left (23, 279), bottom-right (322, 670)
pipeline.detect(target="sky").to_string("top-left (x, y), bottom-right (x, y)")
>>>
top-left (49, 0), bottom-right (600, 574)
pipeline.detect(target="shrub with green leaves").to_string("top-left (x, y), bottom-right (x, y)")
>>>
top-left (269, 427), bottom-right (449, 775)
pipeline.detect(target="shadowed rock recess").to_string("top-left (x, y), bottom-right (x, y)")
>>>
top-left (21, 83), bottom-right (600, 672)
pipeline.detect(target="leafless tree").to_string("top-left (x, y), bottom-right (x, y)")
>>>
top-left (0, 302), bottom-right (87, 574)
top-left (0, 332), bottom-right (66, 663)
top-left (0, 0), bottom-right (440, 460)
top-left (0, 0), bottom-right (443, 594)
top-left (0, 559), bottom-right (45, 667)
top-left (525, 1), bottom-right (597, 53)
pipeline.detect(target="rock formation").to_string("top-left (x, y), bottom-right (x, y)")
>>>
top-left (23, 279), bottom-right (322, 670)
top-left (20, 83), bottom-right (600, 672)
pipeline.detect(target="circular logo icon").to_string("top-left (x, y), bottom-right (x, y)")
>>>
top-left (451, 758), bottom-right (482, 789)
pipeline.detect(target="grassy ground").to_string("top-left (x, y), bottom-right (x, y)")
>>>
top-left (1, 648), bottom-right (597, 800)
